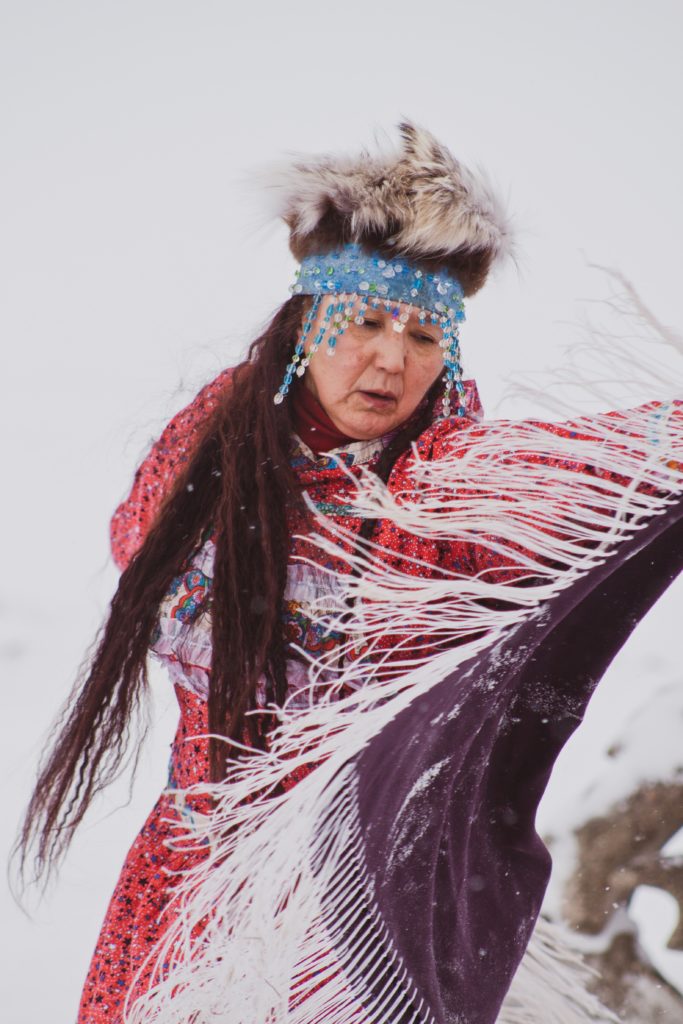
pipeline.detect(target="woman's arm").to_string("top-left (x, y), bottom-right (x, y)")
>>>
top-left (468, 399), bottom-right (682, 583)
top-left (416, 399), bottom-right (681, 586)
top-left (110, 367), bottom-right (234, 571)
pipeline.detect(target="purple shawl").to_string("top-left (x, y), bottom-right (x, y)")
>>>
top-left (323, 498), bottom-right (682, 1023)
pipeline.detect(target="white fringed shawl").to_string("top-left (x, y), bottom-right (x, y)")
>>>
top-left (125, 276), bottom-right (682, 1024)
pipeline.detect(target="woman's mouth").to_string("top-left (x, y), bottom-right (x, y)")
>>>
top-left (359, 390), bottom-right (397, 409)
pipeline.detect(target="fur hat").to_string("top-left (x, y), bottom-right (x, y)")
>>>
top-left (265, 120), bottom-right (513, 298)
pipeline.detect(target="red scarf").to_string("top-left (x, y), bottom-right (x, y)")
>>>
top-left (291, 383), bottom-right (357, 454)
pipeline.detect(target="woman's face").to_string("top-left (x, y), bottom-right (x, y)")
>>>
top-left (301, 299), bottom-right (445, 440)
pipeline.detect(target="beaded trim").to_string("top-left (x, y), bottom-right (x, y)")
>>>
top-left (274, 243), bottom-right (467, 418)
top-left (291, 244), bottom-right (465, 312)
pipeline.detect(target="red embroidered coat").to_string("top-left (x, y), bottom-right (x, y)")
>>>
top-left (76, 369), bottom-right (680, 1022)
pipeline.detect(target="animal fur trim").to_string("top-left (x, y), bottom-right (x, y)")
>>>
top-left (262, 120), bottom-right (514, 297)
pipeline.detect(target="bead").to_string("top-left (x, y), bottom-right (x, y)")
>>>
top-left (278, 244), bottom-right (467, 409)
top-left (274, 392), bottom-right (284, 405)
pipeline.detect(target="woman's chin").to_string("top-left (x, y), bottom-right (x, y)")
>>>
top-left (340, 411), bottom-right (405, 440)
top-left (324, 393), bottom-right (416, 440)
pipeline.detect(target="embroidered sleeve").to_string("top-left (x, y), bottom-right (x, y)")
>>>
top-left (443, 399), bottom-right (683, 585)
top-left (110, 367), bottom-right (234, 571)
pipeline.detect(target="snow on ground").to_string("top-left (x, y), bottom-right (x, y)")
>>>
top-left (539, 662), bottom-right (683, 993)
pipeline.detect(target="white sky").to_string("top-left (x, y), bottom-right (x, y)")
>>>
top-left (1, 1), bottom-right (682, 1020)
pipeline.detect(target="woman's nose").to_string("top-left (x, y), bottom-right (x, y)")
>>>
top-left (371, 326), bottom-right (407, 373)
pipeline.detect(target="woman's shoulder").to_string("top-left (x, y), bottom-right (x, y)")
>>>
top-left (110, 366), bottom-right (236, 571)
top-left (393, 379), bottom-right (486, 466)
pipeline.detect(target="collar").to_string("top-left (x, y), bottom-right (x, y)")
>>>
top-left (290, 382), bottom-right (358, 454)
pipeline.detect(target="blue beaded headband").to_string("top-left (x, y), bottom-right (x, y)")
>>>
top-left (275, 242), bottom-right (467, 418)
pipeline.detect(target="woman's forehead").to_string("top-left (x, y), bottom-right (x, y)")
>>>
top-left (368, 300), bottom-right (438, 321)
top-left (308, 294), bottom-right (441, 324)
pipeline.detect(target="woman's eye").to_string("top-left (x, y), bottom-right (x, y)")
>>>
top-left (358, 320), bottom-right (436, 344)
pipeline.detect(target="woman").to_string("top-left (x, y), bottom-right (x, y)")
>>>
top-left (18, 122), bottom-right (682, 1024)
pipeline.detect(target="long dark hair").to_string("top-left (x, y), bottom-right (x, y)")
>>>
top-left (17, 294), bottom-right (444, 884)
